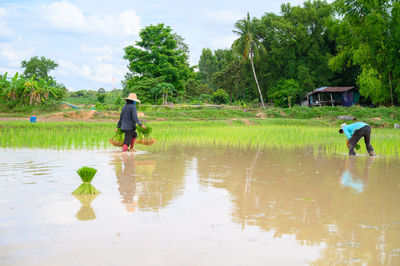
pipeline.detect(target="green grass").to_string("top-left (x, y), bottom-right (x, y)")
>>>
top-left (1, 120), bottom-right (399, 157)
top-left (2, 105), bottom-right (400, 128)
top-left (137, 105), bottom-right (400, 127)
top-left (141, 107), bottom-right (255, 120)
top-left (262, 106), bottom-right (400, 127)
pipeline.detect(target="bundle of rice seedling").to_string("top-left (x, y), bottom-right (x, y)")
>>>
top-left (137, 126), bottom-right (156, 145)
top-left (109, 128), bottom-right (124, 147)
top-left (72, 166), bottom-right (100, 195)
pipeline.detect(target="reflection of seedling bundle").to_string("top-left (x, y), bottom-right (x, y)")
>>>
top-left (109, 128), bottom-right (124, 147)
top-left (135, 160), bottom-right (156, 177)
top-left (73, 167), bottom-right (100, 195)
top-left (73, 194), bottom-right (97, 221)
top-left (137, 126), bottom-right (156, 145)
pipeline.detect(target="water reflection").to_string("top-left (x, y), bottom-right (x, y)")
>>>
top-left (73, 194), bottom-right (98, 221)
top-left (193, 147), bottom-right (400, 265)
top-left (1, 147), bottom-right (399, 265)
top-left (113, 153), bottom-right (138, 212)
top-left (111, 148), bottom-right (186, 212)
top-left (340, 156), bottom-right (375, 193)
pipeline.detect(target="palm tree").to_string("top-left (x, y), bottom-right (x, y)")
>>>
top-left (233, 13), bottom-right (266, 108)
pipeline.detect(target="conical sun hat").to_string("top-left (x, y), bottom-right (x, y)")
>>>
top-left (125, 93), bottom-right (141, 102)
top-left (340, 123), bottom-right (347, 129)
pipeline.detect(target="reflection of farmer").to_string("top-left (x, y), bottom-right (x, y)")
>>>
top-left (339, 122), bottom-right (376, 156)
top-left (341, 156), bottom-right (375, 193)
top-left (116, 153), bottom-right (137, 212)
top-left (116, 93), bottom-right (146, 152)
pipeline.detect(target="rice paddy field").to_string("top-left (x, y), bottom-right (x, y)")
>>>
top-left (1, 119), bottom-right (400, 265)
top-left (0, 119), bottom-right (399, 157)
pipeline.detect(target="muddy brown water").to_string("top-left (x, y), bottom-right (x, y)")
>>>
top-left (0, 146), bottom-right (399, 265)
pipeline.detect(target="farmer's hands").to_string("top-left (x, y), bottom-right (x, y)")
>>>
top-left (346, 139), bottom-right (350, 148)
top-left (115, 128), bottom-right (118, 132)
top-left (141, 125), bottom-right (146, 130)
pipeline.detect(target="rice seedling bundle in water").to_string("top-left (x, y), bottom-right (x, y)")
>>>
top-left (137, 126), bottom-right (156, 145)
top-left (109, 128), bottom-right (124, 147)
top-left (73, 166), bottom-right (100, 195)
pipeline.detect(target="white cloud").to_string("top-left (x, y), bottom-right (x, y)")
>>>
top-left (0, 7), bottom-right (6, 17)
top-left (82, 63), bottom-right (115, 83)
top-left (43, 1), bottom-right (85, 30)
top-left (119, 10), bottom-right (141, 35)
top-left (204, 10), bottom-right (244, 24)
top-left (0, 41), bottom-right (35, 67)
top-left (56, 58), bottom-right (125, 85)
top-left (80, 45), bottom-right (113, 55)
top-left (80, 45), bottom-right (113, 62)
top-left (0, 7), bottom-right (13, 37)
top-left (42, 1), bottom-right (141, 36)
top-left (211, 34), bottom-right (236, 49)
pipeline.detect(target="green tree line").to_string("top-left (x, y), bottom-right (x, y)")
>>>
top-left (3, 0), bottom-right (399, 110)
top-left (123, 0), bottom-right (400, 107)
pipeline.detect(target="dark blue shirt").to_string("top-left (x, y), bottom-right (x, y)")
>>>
top-left (117, 103), bottom-right (142, 131)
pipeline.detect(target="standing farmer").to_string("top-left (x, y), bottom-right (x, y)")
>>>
top-left (339, 122), bottom-right (376, 156)
top-left (116, 93), bottom-right (146, 152)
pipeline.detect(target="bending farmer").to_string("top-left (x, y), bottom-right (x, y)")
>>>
top-left (116, 93), bottom-right (146, 152)
top-left (339, 122), bottom-right (376, 156)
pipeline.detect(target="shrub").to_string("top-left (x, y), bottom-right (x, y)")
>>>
top-left (212, 89), bottom-right (229, 104)
top-left (269, 79), bottom-right (302, 108)
top-left (97, 94), bottom-right (106, 103)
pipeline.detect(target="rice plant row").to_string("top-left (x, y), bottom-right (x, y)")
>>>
top-left (0, 120), bottom-right (399, 157)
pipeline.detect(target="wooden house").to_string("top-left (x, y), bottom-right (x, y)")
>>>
top-left (306, 87), bottom-right (360, 107)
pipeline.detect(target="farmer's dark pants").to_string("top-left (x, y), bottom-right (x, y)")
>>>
top-left (349, 125), bottom-right (374, 156)
top-left (122, 130), bottom-right (137, 146)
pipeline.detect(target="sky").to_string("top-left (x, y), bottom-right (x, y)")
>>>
top-left (0, 0), bottom-right (308, 91)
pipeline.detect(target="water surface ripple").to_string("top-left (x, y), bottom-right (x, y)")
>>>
top-left (1, 146), bottom-right (399, 265)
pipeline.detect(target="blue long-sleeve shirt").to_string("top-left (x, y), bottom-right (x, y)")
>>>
top-left (342, 122), bottom-right (369, 139)
top-left (117, 103), bottom-right (142, 131)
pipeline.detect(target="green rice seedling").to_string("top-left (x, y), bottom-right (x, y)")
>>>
top-left (137, 126), bottom-right (156, 145)
top-left (109, 128), bottom-right (124, 147)
top-left (73, 166), bottom-right (100, 195)
top-left (1, 120), bottom-right (400, 157)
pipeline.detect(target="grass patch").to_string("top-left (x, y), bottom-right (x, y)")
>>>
top-left (263, 106), bottom-right (400, 127)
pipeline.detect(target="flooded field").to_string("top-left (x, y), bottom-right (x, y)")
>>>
top-left (1, 146), bottom-right (400, 265)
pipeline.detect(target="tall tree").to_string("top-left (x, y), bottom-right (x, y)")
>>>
top-left (233, 13), bottom-right (267, 108)
top-left (212, 59), bottom-right (248, 103)
top-left (198, 48), bottom-right (218, 89)
top-left (21, 56), bottom-right (58, 81)
top-left (330, 0), bottom-right (400, 105)
top-left (214, 49), bottom-right (235, 72)
top-left (123, 24), bottom-right (192, 96)
top-left (260, 1), bottom-right (341, 95)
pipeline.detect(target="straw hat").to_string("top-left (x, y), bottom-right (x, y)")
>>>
top-left (125, 93), bottom-right (141, 102)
